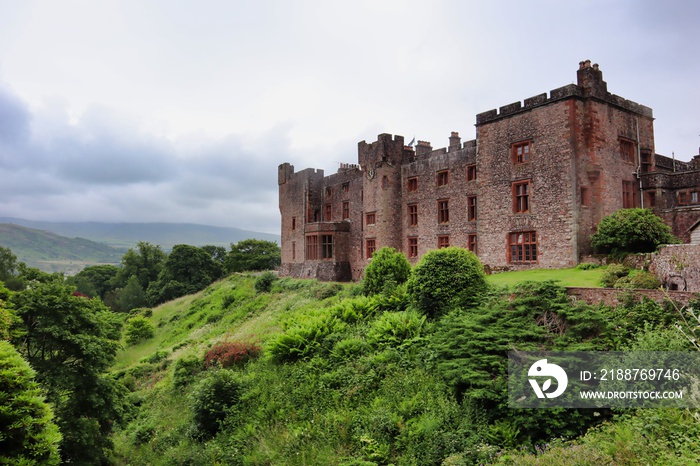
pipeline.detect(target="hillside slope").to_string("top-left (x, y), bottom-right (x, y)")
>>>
top-left (0, 223), bottom-right (126, 273)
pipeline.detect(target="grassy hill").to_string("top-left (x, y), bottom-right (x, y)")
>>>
top-left (0, 217), bottom-right (280, 250)
top-left (110, 274), bottom-right (699, 465)
top-left (0, 223), bottom-right (126, 274)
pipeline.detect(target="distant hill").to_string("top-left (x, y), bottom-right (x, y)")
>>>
top-left (0, 218), bottom-right (280, 250)
top-left (0, 223), bottom-right (127, 274)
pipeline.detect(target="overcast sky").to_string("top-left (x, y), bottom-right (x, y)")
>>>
top-left (0, 0), bottom-right (698, 234)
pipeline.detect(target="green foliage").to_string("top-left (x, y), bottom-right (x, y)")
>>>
top-left (267, 310), bottom-right (347, 363)
top-left (576, 262), bottom-right (600, 270)
top-left (600, 264), bottom-right (630, 287)
top-left (172, 354), bottom-right (205, 388)
top-left (407, 246), bottom-right (488, 316)
top-left (188, 369), bottom-right (241, 438)
top-left (225, 238), bottom-right (281, 273)
top-left (67, 264), bottom-right (119, 299)
top-left (0, 340), bottom-right (62, 465)
top-left (118, 274), bottom-right (149, 312)
top-left (116, 241), bottom-right (167, 289)
top-left (10, 281), bottom-right (127, 464)
top-left (591, 208), bottom-right (679, 256)
top-left (366, 309), bottom-right (426, 348)
top-left (613, 270), bottom-right (661, 289)
top-left (362, 247), bottom-right (411, 296)
top-left (125, 316), bottom-right (155, 345)
top-left (254, 271), bottom-right (277, 293)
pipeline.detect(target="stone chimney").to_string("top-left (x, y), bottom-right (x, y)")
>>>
top-left (577, 59), bottom-right (607, 98)
top-left (449, 131), bottom-right (461, 151)
top-left (416, 140), bottom-right (432, 156)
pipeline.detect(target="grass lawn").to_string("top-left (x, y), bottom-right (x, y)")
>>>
top-left (486, 266), bottom-right (605, 288)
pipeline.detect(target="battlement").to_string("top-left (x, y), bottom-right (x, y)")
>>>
top-left (476, 60), bottom-right (652, 125)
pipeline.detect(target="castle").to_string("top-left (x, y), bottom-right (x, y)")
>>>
top-left (278, 61), bottom-right (700, 282)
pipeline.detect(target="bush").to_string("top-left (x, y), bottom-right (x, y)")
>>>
top-left (366, 310), bottom-right (426, 348)
top-left (125, 315), bottom-right (155, 345)
top-left (205, 341), bottom-right (261, 368)
top-left (362, 247), bottom-right (412, 296)
top-left (188, 369), bottom-right (241, 437)
top-left (591, 208), bottom-right (679, 256)
top-left (172, 354), bottom-right (205, 388)
top-left (600, 264), bottom-right (630, 287)
top-left (0, 341), bottom-right (62, 465)
top-left (267, 310), bottom-right (346, 363)
top-left (576, 262), bottom-right (600, 270)
top-left (255, 271), bottom-right (277, 293)
top-left (406, 247), bottom-right (488, 317)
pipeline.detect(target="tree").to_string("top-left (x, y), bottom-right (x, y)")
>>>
top-left (147, 244), bottom-right (224, 305)
top-left (124, 315), bottom-right (155, 345)
top-left (115, 241), bottom-right (166, 289)
top-left (67, 264), bottom-right (120, 299)
top-left (591, 208), bottom-right (679, 256)
top-left (10, 282), bottom-right (127, 464)
top-left (362, 247), bottom-right (412, 296)
top-left (406, 247), bottom-right (488, 317)
top-left (118, 274), bottom-right (148, 312)
top-left (0, 246), bottom-right (24, 291)
top-left (225, 239), bottom-right (281, 273)
top-left (0, 341), bottom-right (62, 465)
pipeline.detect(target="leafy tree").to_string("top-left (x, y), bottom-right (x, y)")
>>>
top-left (362, 247), bottom-right (412, 296)
top-left (406, 247), bottom-right (488, 317)
top-left (188, 369), bottom-right (242, 438)
top-left (201, 245), bottom-right (227, 265)
top-left (147, 244), bottom-right (224, 305)
top-left (0, 245), bottom-right (17, 281)
top-left (225, 239), bottom-right (281, 273)
top-left (10, 282), bottom-right (128, 464)
top-left (591, 208), bottom-right (679, 256)
top-left (0, 341), bottom-right (62, 465)
top-left (118, 274), bottom-right (148, 312)
top-left (116, 241), bottom-right (166, 289)
top-left (124, 315), bottom-right (155, 345)
top-left (67, 264), bottom-right (119, 299)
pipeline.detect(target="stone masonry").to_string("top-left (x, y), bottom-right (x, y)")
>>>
top-left (278, 61), bottom-right (700, 281)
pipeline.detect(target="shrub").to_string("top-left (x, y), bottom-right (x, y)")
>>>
top-left (254, 271), bottom-right (277, 293)
top-left (188, 369), bottom-right (241, 438)
top-left (205, 340), bottom-right (261, 368)
top-left (172, 354), bottom-right (205, 388)
top-left (362, 247), bottom-right (412, 296)
top-left (591, 208), bottom-right (679, 256)
top-left (124, 315), bottom-right (156, 345)
top-left (406, 247), bottom-right (488, 316)
top-left (267, 311), bottom-right (346, 363)
top-left (366, 310), bottom-right (426, 347)
top-left (576, 262), bottom-right (600, 270)
top-left (0, 341), bottom-right (62, 465)
top-left (600, 264), bottom-right (629, 287)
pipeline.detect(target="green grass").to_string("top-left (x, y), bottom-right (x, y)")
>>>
top-left (486, 266), bottom-right (605, 288)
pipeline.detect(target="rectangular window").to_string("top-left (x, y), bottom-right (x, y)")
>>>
top-left (305, 235), bottom-right (318, 260)
top-left (292, 241), bottom-right (296, 260)
top-left (321, 235), bottom-right (333, 259)
top-left (438, 199), bottom-right (449, 224)
top-left (366, 239), bottom-right (376, 259)
top-left (645, 191), bottom-right (656, 207)
top-left (512, 141), bottom-right (531, 164)
top-left (580, 186), bottom-right (590, 207)
top-left (408, 204), bottom-right (418, 227)
top-left (678, 191), bottom-right (689, 205)
top-left (292, 217), bottom-right (296, 230)
top-left (437, 170), bottom-right (449, 187)
top-left (438, 235), bottom-right (450, 249)
top-left (342, 201), bottom-right (349, 219)
top-left (342, 182), bottom-right (349, 193)
top-left (407, 177), bottom-right (418, 192)
top-left (366, 212), bottom-right (376, 225)
top-left (640, 150), bottom-right (652, 173)
top-left (408, 237), bottom-right (418, 257)
top-left (467, 164), bottom-right (477, 181)
top-left (620, 138), bottom-right (635, 163)
top-left (512, 180), bottom-right (530, 213)
top-left (467, 196), bottom-right (477, 221)
top-left (325, 187), bottom-right (332, 198)
top-left (382, 175), bottom-right (389, 189)
top-left (468, 234), bottom-right (477, 254)
top-left (692, 192), bottom-right (699, 204)
top-left (622, 180), bottom-right (638, 208)
top-left (324, 204), bottom-right (332, 221)
top-left (509, 231), bottom-right (538, 264)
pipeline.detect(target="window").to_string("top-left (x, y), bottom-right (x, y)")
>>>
top-left (324, 204), bottom-right (332, 221)
top-left (292, 217), bottom-right (296, 230)
top-left (693, 192), bottom-right (699, 204)
top-left (622, 180), bottom-right (638, 208)
top-left (620, 138), bottom-right (635, 163)
top-left (342, 201), bottom-right (349, 219)
top-left (467, 196), bottom-right (477, 221)
top-left (407, 177), bottom-right (418, 192)
top-left (580, 187), bottom-right (590, 207)
top-left (468, 234), bottom-right (477, 254)
top-left (325, 187), bottom-right (332, 198)
top-left (408, 204), bottom-right (418, 227)
top-left (640, 150), bottom-right (652, 173)
top-left (438, 235), bottom-right (450, 249)
top-left (366, 239), bottom-right (376, 259)
top-left (645, 191), bottom-right (656, 207)
top-left (382, 175), bottom-right (389, 189)
top-left (467, 164), bottom-right (477, 181)
top-left (437, 170), bottom-right (449, 187)
top-left (342, 182), bottom-right (349, 193)
top-left (509, 231), bottom-right (538, 264)
top-left (438, 199), bottom-right (449, 224)
top-left (408, 237), bottom-right (418, 257)
top-left (292, 241), bottom-right (296, 260)
top-left (512, 141), bottom-right (531, 164)
top-left (321, 235), bottom-right (333, 259)
top-left (366, 212), bottom-right (376, 225)
top-left (306, 235), bottom-right (318, 260)
top-left (512, 180), bottom-right (530, 213)
top-left (308, 208), bottom-right (319, 222)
